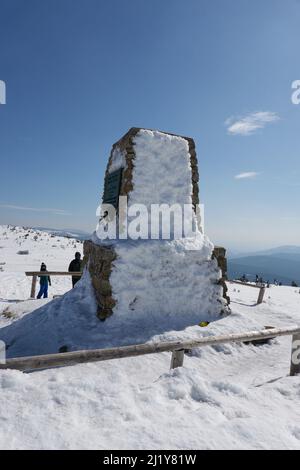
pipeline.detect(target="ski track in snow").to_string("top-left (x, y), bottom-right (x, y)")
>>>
top-left (0, 225), bottom-right (299, 450)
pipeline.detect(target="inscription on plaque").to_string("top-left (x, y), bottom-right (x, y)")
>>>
top-left (102, 168), bottom-right (123, 209)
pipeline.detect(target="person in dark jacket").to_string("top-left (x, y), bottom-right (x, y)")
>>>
top-left (68, 252), bottom-right (82, 287)
top-left (37, 263), bottom-right (51, 299)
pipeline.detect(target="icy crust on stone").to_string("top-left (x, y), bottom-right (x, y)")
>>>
top-left (111, 238), bottom-right (226, 322)
top-left (129, 129), bottom-right (194, 208)
top-left (91, 232), bottom-right (228, 323)
top-left (108, 147), bottom-right (126, 174)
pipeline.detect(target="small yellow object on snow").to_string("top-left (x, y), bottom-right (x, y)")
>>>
top-left (199, 321), bottom-right (210, 328)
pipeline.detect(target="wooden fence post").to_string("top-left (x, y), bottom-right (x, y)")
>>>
top-left (257, 287), bottom-right (265, 305)
top-left (290, 333), bottom-right (300, 376)
top-left (26, 272), bottom-right (82, 300)
top-left (170, 349), bottom-right (185, 369)
top-left (30, 275), bottom-right (37, 299)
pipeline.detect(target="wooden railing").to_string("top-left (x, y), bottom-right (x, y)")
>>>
top-left (25, 272), bottom-right (82, 298)
top-left (227, 280), bottom-right (266, 305)
top-left (1, 326), bottom-right (299, 377)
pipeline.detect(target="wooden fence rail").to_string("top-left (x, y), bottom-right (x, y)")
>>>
top-left (1, 326), bottom-right (299, 376)
top-left (25, 272), bottom-right (82, 299)
top-left (227, 280), bottom-right (266, 305)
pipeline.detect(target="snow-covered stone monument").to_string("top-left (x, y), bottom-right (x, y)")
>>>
top-left (0, 128), bottom-right (230, 359)
top-left (84, 128), bottom-right (230, 324)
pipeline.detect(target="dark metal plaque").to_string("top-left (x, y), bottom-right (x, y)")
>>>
top-left (102, 168), bottom-right (123, 209)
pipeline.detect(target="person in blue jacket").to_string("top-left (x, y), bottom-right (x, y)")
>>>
top-left (37, 263), bottom-right (51, 299)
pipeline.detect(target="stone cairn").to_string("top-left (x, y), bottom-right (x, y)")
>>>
top-left (83, 128), bottom-right (229, 320)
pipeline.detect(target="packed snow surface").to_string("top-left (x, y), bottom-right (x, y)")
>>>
top-left (0, 225), bottom-right (299, 450)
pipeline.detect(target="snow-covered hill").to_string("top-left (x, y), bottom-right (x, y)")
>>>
top-left (0, 225), bottom-right (299, 450)
top-left (0, 225), bottom-right (83, 302)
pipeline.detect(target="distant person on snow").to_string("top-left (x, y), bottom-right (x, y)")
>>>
top-left (68, 252), bottom-right (82, 288)
top-left (37, 263), bottom-right (51, 299)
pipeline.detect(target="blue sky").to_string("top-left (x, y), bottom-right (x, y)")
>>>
top-left (0, 0), bottom-right (299, 250)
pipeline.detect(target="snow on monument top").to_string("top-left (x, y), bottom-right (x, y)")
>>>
top-left (105, 128), bottom-right (199, 212)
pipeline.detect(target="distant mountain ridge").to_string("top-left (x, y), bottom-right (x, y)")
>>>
top-left (228, 246), bottom-right (300, 286)
top-left (230, 245), bottom-right (300, 259)
top-left (32, 226), bottom-right (91, 241)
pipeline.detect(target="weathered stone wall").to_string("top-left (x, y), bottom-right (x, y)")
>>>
top-left (104, 127), bottom-right (139, 199)
top-left (212, 246), bottom-right (230, 304)
top-left (185, 137), bottom-right (200, 212)
top-left (83, 240), bottom-right (117, 320)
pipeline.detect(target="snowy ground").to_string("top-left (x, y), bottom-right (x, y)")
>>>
top-left (0, 225), bottom-right (82, 308)
top-left (0, 225), bottom-right (299, 450)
